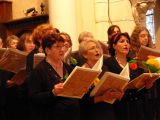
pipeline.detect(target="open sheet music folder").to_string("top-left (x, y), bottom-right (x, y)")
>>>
top-left (90, 72), bottom-right (160, 104)
top-left (57, 66), bottom-right (101, 99)
top-left (0, 48), bottom-right (45, 86)
top-left (137, 46), bottom-right (160, 61)
top-left (0, 48), bottom-right (45, 73)
top-left (0, 48), bottom-right (28, 73)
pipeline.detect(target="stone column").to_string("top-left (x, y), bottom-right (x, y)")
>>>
top-left (48, 0), bottom-right (78, 51)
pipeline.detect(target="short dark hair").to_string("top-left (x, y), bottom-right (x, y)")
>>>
top-left (42, 33), bottom-right (64, 53)
top-left (109, 32), bottom-right (130, 56)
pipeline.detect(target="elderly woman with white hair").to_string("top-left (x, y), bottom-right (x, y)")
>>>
top-left (69, 31), bottom-right (94, 67)
top-left (79, 39), bottom-right (123, 120)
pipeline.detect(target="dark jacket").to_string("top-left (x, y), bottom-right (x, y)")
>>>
top-left (104, 56), bottom-right (147, 120)
top-left (28, 60), bottom-right (80, 120)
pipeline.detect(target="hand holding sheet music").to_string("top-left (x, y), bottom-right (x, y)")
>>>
top-left (96, 88), bottom-right (124, 104)
top-left (0, 48), bottom-right (45, 86)
top-left (10, 70), bottom-right (27, 86)
top-left (125, 73), bottom-right (160, 90)
top-left (90, 72), bottom-right (160, 104)
top-left (90, 72), bottom-right (129, 104)
top-left (0, 48), bottom-right (45, 73)
top-left (57, 66), bottom-right (100, 99)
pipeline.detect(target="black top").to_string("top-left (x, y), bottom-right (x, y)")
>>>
top-left (26, 47), bottom-right (39, 73)
top-left (80, 63), bottom-right (116, 120)
top-left (104, 56), bottom-right (147, 120)
top-left (0, 70), bottom-right (13, 120)
top-left (28, 59), bottom-right (80, 120)
top-left (0, 69), bottom-right (15, 120)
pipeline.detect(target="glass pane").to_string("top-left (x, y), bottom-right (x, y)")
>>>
top-left (146, 9), bottom-right (156, 44)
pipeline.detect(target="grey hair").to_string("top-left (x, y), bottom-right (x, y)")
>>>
top-left (79, 39), bottom-right (103, 60)
top-left (78, 31), bottom-right (94, 43)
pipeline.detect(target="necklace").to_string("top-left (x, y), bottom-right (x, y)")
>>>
top-left (46, 58), bottom-right (63, 77)
top-left (115, 56), bottom-right (126, 68)
top-left (85, 62), bottom-right (93, 68)
top-left (53, 63), bottom-right (63, 77)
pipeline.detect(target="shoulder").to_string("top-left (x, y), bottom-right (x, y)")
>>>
top-left (127, 51), bottom-right (136, 59)
top-left (103, 56), bottom-right (122, 73)
top-left (99, 64), bottom-right (109, 78)
top-left (103, 56), bottom-right (116, 65)
top-left (31, 60), bottom-right (49, 75)
top-left (71, 51), bottom-right (80, 59)
top-left (63, 62), bottom-right (74, 74)
top-left (71, 50), bottom-right (78, 56)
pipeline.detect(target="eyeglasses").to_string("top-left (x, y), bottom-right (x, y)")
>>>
top-left (52, 44), bottom-right (64, 50)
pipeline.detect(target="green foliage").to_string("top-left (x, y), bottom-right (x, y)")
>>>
top-left (142, 61), bottom-right (160, 73)
top-left (129, 59), bottom-right (137, 63)
top-left (70, 57), bottom-right (78, 65)
top-left (63, 73), bottom-right (69, 80)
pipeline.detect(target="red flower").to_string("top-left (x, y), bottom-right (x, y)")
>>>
top-left (130, 63), bottom-right (137, 70)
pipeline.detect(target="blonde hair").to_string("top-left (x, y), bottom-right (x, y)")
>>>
top-left (78, 31), bottom-right (94, 43)
top-left (79, 39), bottom-right (102, 60)
top-left (6, 35), bottom-right (19, 47)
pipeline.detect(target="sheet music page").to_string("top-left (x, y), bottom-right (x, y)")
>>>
top-left (90, 72), bottom-right (129, 104)
top-left (57, 66), bottom-right (101, 99)
top-left (0, 48), bottom-right (28, 73)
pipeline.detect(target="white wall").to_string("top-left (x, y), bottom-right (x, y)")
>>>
top-left (49, 0), bottom-right (78, 51)
top-left (11, 0), bottom-right (136, 50)
top-left (76, 0), bottom-right (96, 40)
top-left (76, 0), bottom-right (136, 43)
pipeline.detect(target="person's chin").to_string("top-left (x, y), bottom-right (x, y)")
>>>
top-left (121, 51), bottom-right (129, 55)
top-left (94, 57), bottom-right (100, 61)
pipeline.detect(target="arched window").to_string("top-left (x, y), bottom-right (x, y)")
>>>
top-left (146, 9), bottom-right (156, 44)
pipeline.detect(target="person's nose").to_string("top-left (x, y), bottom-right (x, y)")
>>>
top-left (124, 41), bottom-right (129, 46)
